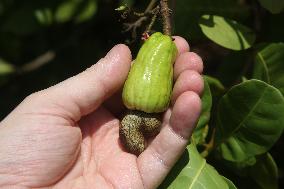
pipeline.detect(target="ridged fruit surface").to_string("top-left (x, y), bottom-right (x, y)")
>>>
top-left (122, 32), bottom-right (177, 113)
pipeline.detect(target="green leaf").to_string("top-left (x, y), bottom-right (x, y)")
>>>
top-left (164, 143), bottom-right (234, 189)
top-left (253, 43), bottom-right (284, 95)
top-left (204, 75), bottom-right (225, 92)
top-left (34, 8), bottom-right (53, 26)
top-left (223, 177), bottom-right (238, 189)
top-left (199, 15), bottom-right (255, 50)
top-left (249, 153), bottom-right (278, 189)
top-left (174, 0), bottom-right (250, 41)
top-left (258, 0), bottom-right (284, 14)
top-left (215, 80), bottom-right (284, 162)
top-left (55, 0), bottom-right (81, 23)
top-left (0, 58), bottom-right (15, 75)
top-left (75, 0), bottom-right (97, 23)
top-left (193, 77), bottom-right (212, 144)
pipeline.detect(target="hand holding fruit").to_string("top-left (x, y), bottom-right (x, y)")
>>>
top-left (0, 37), bottom-right (203, 188)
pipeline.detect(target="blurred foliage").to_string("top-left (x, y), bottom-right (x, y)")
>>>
top-left (1, 0), bottom-right (284, 188)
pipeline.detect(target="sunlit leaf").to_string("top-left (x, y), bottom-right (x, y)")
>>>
top-left (174, 0), bottom-right (250, 41)
top-left (160, 143), bottom-right (235, 189)
top-left (199, 15), bottom-right (255, 50)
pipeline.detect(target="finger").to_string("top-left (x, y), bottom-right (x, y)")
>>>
top-left (172, 36), bottom-right (190, 55)
top-left (174, 52), bottom-right (203, 80)
top-left (172, 70), bottom-right (204, 104)
top-left (22, 44), bottom-right (132, 122)
top-left (137, 91), bottom-right (201, 189)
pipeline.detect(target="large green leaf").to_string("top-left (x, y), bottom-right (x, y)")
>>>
top-left (164, 143), bottom-right (235, 189)
top-left (253, 43), bottom-right (284, 95)
top-left (193, 77), bottom-right (212, 144)
top-left (258, 0), bottom-right (284, 14)
top-left (215, 80), bottom-right (284, 162)
top-left (174, 0), bottom-right (250, 41)
top-left (199, 15), bottom-right (255, 50)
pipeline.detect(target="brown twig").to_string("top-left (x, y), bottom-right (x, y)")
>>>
top-left (146, 0), bottom-right (159, 12)
top-left (122, 0), bottom-right (173, 40)
top-left (123, 17), bottom-right (148, 39)
top-left (123, 0), bottom-right (158, 40)
top-left (145, 11), bottom-right (158, 33)
top-left (160, 0), bottom-right (172, 36)
top-left (17, 51), bottom-right (56, 74)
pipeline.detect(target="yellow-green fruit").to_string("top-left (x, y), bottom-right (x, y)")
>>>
top-left (122, 32), bottom-right (177, 113)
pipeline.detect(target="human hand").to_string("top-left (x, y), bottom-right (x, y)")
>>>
top-left (0, 37), bottom-right (203, 189)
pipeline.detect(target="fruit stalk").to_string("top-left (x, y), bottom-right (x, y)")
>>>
top-left (160, 0), bottom-right (172, 36)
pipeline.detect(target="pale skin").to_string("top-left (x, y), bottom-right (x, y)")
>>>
top-left (0, 37), bottom-right (204, 189)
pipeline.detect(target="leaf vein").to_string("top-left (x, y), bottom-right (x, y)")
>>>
top-left (188, 159), bottom-right (206, 189)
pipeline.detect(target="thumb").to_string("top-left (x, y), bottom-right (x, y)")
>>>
top-left (20, 44), bottom-right (132, 122)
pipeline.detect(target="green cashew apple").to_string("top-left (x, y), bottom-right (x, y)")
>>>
top-left (122, 32), bottom-right (177, 113)
top-left (120, 32), bottom-right (177, 155)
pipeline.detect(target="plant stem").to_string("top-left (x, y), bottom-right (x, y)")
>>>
top-left (201, 128), bottom-right (216, 158)
top-left (146, 13), bottom-right (158, 33)
top-left (160, 0), bottom-right (172, 36)
top-left (123, 0), bottom-right (159, 40)
top-left (146, 0), bottom-right (158, 13)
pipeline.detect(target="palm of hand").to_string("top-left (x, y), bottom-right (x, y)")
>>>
top-left (63, 106), bottom-right (147, 189)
